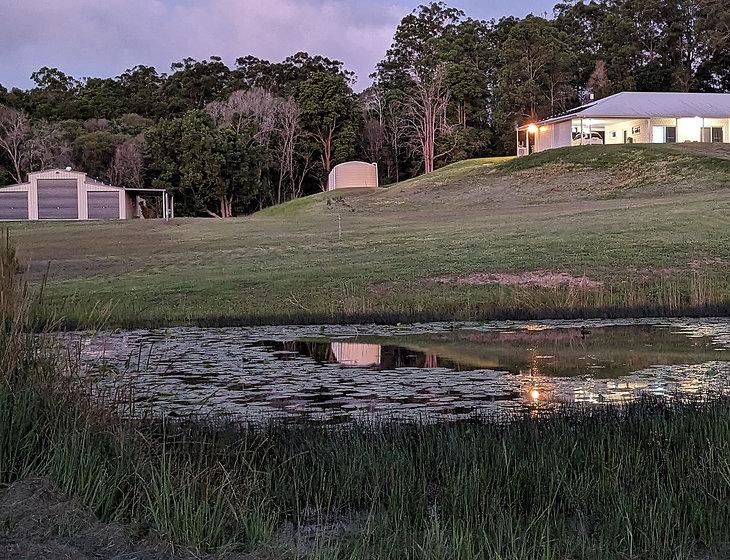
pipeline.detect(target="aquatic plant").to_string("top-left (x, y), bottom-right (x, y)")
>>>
top-left (1, 234), bottom-right (730, 559)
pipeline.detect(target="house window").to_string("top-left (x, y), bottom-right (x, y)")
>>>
top-left (701, 127), bottom-right (724, 143)
top-left (652, 126), bottom-right (676, 143)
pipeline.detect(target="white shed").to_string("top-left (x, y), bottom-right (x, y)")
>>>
top-left (0, 169), bottom-right (172, 221)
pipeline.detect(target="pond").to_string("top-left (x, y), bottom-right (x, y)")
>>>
top-left (75, 318), bottom-right (730, 423)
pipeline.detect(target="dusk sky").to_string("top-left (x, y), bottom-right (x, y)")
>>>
top-left (2, 0), bottom-right (557, 91)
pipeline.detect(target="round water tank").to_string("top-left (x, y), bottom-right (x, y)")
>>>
top-left (327, 162), bottom-right (378, 191)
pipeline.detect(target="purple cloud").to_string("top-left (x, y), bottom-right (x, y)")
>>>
top-left (1, 0), bottom-right (556, 91)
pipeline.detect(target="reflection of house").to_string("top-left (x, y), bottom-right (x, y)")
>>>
top-left (516, 92), bottom-right (730, 156)
top-left (0, 168), bottom-right (172, 221)
top-left (331, 342), bottom-right (382, 367)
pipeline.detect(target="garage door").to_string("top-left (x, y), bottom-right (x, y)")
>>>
top-left (0, 191), bottom-right (29, 220)
top-left (37, 179), bottom-right (78, 219)
top-left (87, 192), bottom-right (120, 219)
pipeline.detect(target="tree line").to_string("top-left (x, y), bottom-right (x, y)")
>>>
top-left (1, 0), bottom-right (729, 217)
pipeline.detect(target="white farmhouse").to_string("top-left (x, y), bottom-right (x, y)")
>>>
top-left (516, 92), bottom-right (730, 156)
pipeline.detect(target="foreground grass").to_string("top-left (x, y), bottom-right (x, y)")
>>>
top-left (6, 144), bottom-right (730, 328)
top-left (2, 234), bottom-right (730, 559)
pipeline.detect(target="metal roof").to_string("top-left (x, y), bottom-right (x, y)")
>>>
top-left (538, 92), bottom-right (730, 125)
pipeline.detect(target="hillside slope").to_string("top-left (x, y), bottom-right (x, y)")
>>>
top-left (8, 144), bottom-right (730, 327)
top-left (265, 144), bottom-right (730, 218)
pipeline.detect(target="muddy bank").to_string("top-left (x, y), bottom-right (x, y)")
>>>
top-left (0, 479), bottom-right (259, 560)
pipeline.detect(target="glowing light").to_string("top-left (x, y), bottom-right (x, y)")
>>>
top-left (527, 123), bottom-right (539, 134)
top-left (530, 388), bottom-right (541, 401)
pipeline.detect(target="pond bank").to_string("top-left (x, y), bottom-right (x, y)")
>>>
top-left (55, 294), bottom-right (730, 330)
top-left (4, 346), bottom-right (730, 560)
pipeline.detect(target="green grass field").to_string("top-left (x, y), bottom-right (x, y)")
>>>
top-left (8, 144), bottom-right (730, 327)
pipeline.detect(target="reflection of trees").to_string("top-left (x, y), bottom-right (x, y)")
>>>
top-left (375, 326), bottom-right (730, 378)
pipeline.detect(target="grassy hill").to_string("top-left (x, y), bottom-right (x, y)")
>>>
top-left (7, 144), bottom-right (730, 327)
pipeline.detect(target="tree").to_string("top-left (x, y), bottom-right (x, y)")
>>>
top-left (24, 122), bottom-right (70, 173)
top-left (493, 16), bottom-right (576, 151)
top-left (375, 2), bottom-right (464, 175)
top-left (206, 88), bottom-right (280, 140)
top-left (73, 130), bottom-right (129, 179)
top-left (146, 110), bottom-right (267, 217)
top-left (274, 98), bottom-right (311, 203)
top-left (146, 112), bottom-right (222, 217)
top-left (377, 2), bottom-right (465, 86)
top-left (587, 60), bottom-right (613, 100)
top-left (162, 57), bottom-right (232, 113)
top-left (297, 71), bottom-right (357, 186)
top-left (109, 138), bottom-right (144, 189)
top-left (26, 67), bottom-right (79, 120)
top-left (404, 68), bottom-right (452, 174)
top-left (116, 65), bottom-right (165, 117)
top-left (0, 106), bottom-right (30, 184)
top-left (113, 113), bottom-right (153, 136)
top-left (215, 126), bottom-right (265, 216)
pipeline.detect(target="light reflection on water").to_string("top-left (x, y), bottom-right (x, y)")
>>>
top-left (75, 318), bottom-right (730, 423)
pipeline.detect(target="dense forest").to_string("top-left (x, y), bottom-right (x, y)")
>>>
top-left (1, 0), bottom-right (729, 217)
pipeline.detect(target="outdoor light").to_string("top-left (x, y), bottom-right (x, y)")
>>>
top-left (527, 123), bottom-right (538, 134)
top-left (530, 388), bottom-right (541, 401)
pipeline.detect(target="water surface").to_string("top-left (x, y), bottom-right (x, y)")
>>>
top-left (77, 318), bottom-right (730, 422)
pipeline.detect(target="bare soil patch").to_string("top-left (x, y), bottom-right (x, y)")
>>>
top-left (0, 479), bottom-right (259, 560)
top-left (432, 270), bottom-right (604, 289)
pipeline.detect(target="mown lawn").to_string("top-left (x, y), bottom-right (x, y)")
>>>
top-left (7, 146), bottom-right (730, 327)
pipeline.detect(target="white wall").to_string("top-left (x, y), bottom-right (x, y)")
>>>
top-left (553, 121), bottom-right (573, 149)
top-left (604, 119), bottom-right (652, 145)
top-left (533, 121), bottom-right (572, 153)
top-left (678, 117), bottom-right (728, 142)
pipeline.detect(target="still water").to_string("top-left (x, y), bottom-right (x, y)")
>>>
top-left (76, 318), bottom-right (730, 423)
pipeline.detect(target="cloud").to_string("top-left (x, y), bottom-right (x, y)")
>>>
top-left (0, 0), bottom-right (406, 90)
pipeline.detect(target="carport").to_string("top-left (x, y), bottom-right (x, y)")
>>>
top-left (125, 188), bottom-right (174, 220)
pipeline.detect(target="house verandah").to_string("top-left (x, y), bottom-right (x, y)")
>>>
top-left (516, 92), bottom-right (730, 156)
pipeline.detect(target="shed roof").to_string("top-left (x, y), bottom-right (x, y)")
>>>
top-left (537, 92), bottom-right (730, 125)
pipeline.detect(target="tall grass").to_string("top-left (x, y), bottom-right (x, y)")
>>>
top-left (1, 233), bottom-right (730, 558)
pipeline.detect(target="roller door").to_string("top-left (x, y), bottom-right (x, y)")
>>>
top-left (37, 179), bottom-right (79, 219)
top-left (87, 191), bottom-right (120, 219)
top-left (0, 191), bottom-right (29, 220)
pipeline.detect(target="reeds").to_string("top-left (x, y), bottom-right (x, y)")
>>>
top-left (2, 234), bottom-right (730, 558)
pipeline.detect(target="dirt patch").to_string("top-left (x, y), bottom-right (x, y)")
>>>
top-left (433, 270), bottom-right (604, 289)
top-left (0, 479), bottom-right (257, 560)
top-left (689, 258), bottom-right (730, 270)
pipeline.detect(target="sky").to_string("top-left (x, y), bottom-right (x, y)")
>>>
top-left (1, 0), bottom-right (557, 92)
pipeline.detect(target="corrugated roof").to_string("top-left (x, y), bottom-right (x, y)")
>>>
top-left (540, 92), bottom-right (730, 124)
